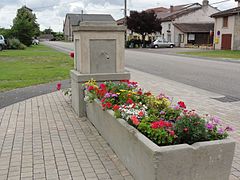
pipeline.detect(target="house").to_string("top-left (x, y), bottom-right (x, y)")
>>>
top-left (211, 0), bottom-right (240, 50)
top-left (147, 0), bottom-right (219, 47)
top-left (63, 14), bottom-right (115, 41)
top-left (39, 34), bottom-right (54, 41)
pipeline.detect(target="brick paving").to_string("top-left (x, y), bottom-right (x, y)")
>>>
top-left (129, 67), bottom-right (240, 180)
top-left (0, 92), bottom-right (133, 180)
top-left (1, 68), bottom-right (240, 180)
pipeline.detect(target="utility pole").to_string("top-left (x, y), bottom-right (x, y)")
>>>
top-left (124, 0), bottom-right (127, 46)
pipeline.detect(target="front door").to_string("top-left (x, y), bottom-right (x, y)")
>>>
top-left (221, 34), bottom-right (232, 50)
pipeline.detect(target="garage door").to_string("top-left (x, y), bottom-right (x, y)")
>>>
top-left (221, 34), bottom-right (232, 50)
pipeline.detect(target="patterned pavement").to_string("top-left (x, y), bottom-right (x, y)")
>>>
top-left (0, 68), bottom-right (239, 179)
top-left (0, 92), bottom-right (133, 180)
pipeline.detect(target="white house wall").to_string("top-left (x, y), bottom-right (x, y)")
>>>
top-left (214, 16), bottom-right (235, 50)
top-left (233, 15), bottom-right (240, 50)
top-left (64, 18), bottom-right (69, 37)
top-left (161, 5), bottom-right (219, 46)
top-left (175, 6), bottom-right (218, 23)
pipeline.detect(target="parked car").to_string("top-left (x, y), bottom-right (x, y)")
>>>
top-left (32, 38), bottom-right (39, 45)
top-left (151, 39), bottom-right (175, 48)
top-left (0, 35), bottom-right (6, 51)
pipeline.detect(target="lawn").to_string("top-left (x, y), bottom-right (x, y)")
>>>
top-left (0, 44), bottom-right (73, 92)
top-left (179, 50), bottom-right (240, 59)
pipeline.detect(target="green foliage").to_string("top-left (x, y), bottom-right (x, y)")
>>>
top-left (0, 28), bottom-right (13, 39)
top-left (11, 6), bottom-right (40, 46)
top-left (7, 38), bottom-right (26, 50)
top-left (138, 120), bottom-right (174, 146)
top-left (42, 28), bottom-right (53, 34)
top-left (127, 10), bottom-right (162, 47)
top-left (174, 115), bottom-right (207, 144)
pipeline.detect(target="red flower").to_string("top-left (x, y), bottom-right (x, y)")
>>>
top-left (126, 98), bottom-right (133, 104)
top-left (69, 51), bottom-right (74, 58)
top-left (145, 92), bottom-right (152, 96)
top-left (151, 120), bottom-right (165, 129)
top-left (137, 91), bottom-right (142, 95)
top-left (113, 105), bottom-right (120, 111)
top-left (88, 86), bottom-right (94, 91)
top-left (138, 111), bottom-right (144, 117)
top-left (183, 128), bottom-right (188, 132)
top-left (151, 120), bottom-right (172, 129)
top-left (178, 101), bottom-right (186, 109)
top-left (106, 102), bottom-right (112, 109)
top-left (97, 89), bottom-right (107, 98)
top-left (101, 98), bottom-right (106, 103)
top-left (102, 103), bottom-right (106, 110)
top-left (57, 83), bottom-right (61, 91)
top-left (100, 83), bottom-right (106, 90)
top-left (164, 121), bottom-right (172, 128)
top-left (131, 115), bottom-right (140, 126)
top-left (120, 80), bottom-right (130, 83)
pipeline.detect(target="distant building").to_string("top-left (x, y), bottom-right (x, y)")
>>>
top-left (146, 0), bottom-right (219, 47)
top-left (39, 34), bottom-right (54, 41)
top-left (211, 1), bottom-right (240, 50)
top-left (63, 14), bottom-right (115, 41)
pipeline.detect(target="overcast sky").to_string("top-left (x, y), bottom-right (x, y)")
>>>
top-left (0, 0), bottom-right (238, 32)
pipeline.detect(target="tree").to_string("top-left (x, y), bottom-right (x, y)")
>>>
top-left (42, 28), bottom-right (53, 34)
top-left (0, 28), bottom-right (12, 39)
top-left (11, 6), bottom-right (40, 46)
top-left (127, 10), bottom-right (162, 47)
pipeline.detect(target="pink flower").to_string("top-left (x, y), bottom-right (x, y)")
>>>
top-left (138, 111), bottom-right (144, 117)
top-left (57, 83), bottom-right (61, 91)
top-left (206, 123), bottom-right (214, 130)
top-left (169, 130), bottom-right (175, 136)
top-left (131, 115), bottom-right (140, 126)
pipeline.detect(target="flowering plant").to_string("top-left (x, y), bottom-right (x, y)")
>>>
top-left (84, 79), bottom-right (233, 146)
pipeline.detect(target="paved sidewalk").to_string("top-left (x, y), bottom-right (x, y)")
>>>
top-left (0, 92), bottom-right (133, 180)
top-left (0, 68), bottom-right (239, 180)
top-left (0, 79), bottom-right (71, 109)
top-left (128, 67), bottom-right (240, 180)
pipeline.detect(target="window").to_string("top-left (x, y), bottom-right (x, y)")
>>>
top-left (167, 34), bottom-right (171, 42)
top-left (180, 34), bottom-right (184, 43)
top-left (168, 24), bottom-right (171, 30)
top-left (223, 16), bottom-right (228, 27)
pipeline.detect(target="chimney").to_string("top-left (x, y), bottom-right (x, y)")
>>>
top-left (236, 0), bottom-right (240, 7)
top-left (170, 5), bottom-right (173, 13)
top-left (202, 0), bottom-right (209, 6)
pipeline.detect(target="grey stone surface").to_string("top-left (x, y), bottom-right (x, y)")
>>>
top-left (86, 100), bottom-right (235, 180)
top-left (0, 91), bottom-right (133, 180)
top-left (71, 21), bottom-right (128, 117)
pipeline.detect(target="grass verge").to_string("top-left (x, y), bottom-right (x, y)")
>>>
top-left (179, 50), bottom-right (240, 59)
top-left (0, 44), bottom-right (73, 92)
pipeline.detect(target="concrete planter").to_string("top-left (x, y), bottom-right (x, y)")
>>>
top-left (86, 100), bottom-right (235, 180)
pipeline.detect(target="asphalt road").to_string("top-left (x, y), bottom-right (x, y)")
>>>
top-left (43, 41), bottom-right (240, 100)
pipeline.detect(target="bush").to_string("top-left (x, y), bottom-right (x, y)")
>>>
top-left (7, 38), bottom-right (26, 50)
